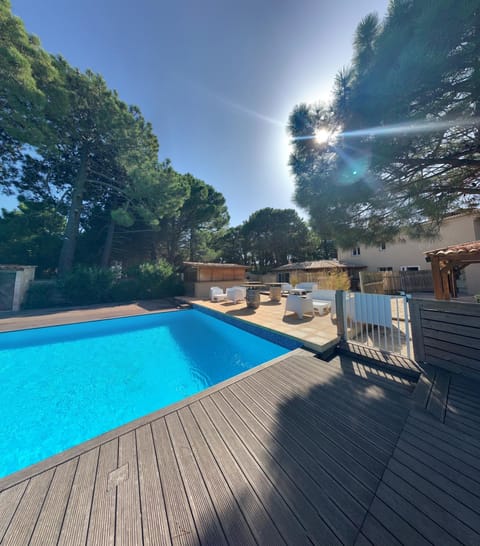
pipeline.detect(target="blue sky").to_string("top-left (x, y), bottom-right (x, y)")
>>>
top-left (7, 0), bottom-right (389, 226)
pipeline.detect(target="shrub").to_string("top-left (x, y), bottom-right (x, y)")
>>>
top-left (60, 266), bottom-right (116, 305)
top-left (110, 278), bottom-right (140, 302)
top-left (136, 259), bottom-right (182, 299)
top-left (23, 280), bottom-right (61, 309)
top-left (315, 271), bottom-right (351, 290)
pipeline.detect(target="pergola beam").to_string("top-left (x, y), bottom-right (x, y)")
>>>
top-left (425, 240), bottom-right (480, 300)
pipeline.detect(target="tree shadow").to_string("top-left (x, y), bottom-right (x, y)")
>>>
top-left (282, 312), bottom-right (315, 324)
top-left (193, 351), bottom-right (413, 544)
top-left (225, 307), bottom-right (257, 317)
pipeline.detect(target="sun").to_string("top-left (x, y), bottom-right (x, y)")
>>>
top-left (314, 128), bottom-right (330, 145)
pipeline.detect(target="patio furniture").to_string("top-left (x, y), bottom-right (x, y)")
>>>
top-left (268, 283), bottom-right (282, 302)
top-left (226, 286), bottom-right (246, 303)
top-left (210, 286), bottom-right (227, 302)
top-left (306, 289), bottom-right (336, 317)
top-left (246, 287), bottom-right (261, 309)
top-left (295, 282), bottom-right (318, 293)
top-left (290, 287), bottom-right (307, 295)
top-left (281, 283), bottom-right (293, 294)
top-left (312, 299), bottom-right (331, 316)
top-left (284, 294), bottom-right (314, 319)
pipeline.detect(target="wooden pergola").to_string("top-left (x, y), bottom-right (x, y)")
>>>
top-left (424, 240), bottom-right (480, 300)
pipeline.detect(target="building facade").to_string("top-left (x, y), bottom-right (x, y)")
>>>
top-left (337, 211), bottom-right (480, 296)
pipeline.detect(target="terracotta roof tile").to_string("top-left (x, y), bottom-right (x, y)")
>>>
top-left (424, 240), bottom-right (480, 258)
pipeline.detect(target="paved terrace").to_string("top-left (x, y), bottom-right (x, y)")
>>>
top-left (186, 293), bottom-right (339, 354)
top-left (1, 301), bottom-right (479, 544)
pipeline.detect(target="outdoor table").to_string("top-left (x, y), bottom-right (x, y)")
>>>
top-left (267, 283), bottom-right (282, 302)
top-left (242, 283), bottom-right (264, 309)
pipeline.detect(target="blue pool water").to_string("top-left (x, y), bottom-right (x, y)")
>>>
top-left (0, 309), bottom-right (291, 478)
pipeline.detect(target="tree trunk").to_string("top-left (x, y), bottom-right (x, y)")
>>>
top-left (57, 150), bottom-right (88, 277)
top-left (101, 217), bottom-right (116, 267)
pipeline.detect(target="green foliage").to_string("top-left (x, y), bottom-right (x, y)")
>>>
top-left (109, 278), bottom-right (141, 302)
top-left (60, 266), bottom-right (116, 305)
top-left (136, 260), bottom-right (182, 299)
top-left (0, 199), bottom-right (65, 276)
top-left (30, 261), bottom-right (183, 307)
top-left (240, 208), bottom-right (315, 271)
top-left (0, 0), bottom-right (67, 149)
top-left (152, 174), bottom-right (230, 265)
top-left (289, 0), bottom-right (480, 247)
top-left (0, 4), bottom-right (231, 274)
top-left (23, 280), bottom-right (61, 309)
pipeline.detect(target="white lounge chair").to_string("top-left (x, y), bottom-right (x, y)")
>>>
top-left (281, 282), bottom-right (293, 294)
top-left (306, 289), bottom-right (336, 316)
top-left (284, 294), bottom-right (314, 319)
top-left (226, 286), bottom-right (246, 303)
top-left (210, 286), bottom-right (227, 302)
top-left (295, 282), bottom-right (318, 293)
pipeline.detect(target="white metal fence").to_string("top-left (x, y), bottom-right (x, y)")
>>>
top-left (342, 292), bottom-right (412, 359)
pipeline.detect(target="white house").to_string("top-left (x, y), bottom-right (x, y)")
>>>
top-left (337, 210), bottom-right (480, 296)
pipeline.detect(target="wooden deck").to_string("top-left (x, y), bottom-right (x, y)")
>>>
top-left (1, 349), bottom-right (479, 545)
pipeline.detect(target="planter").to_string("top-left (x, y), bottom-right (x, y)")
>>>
top-left (474, 294), bottom-right (480, 303)
top-left (246, 288), bottom-right (260, 309)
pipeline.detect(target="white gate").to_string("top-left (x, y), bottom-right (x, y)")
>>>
top-left (342, 292), bottom-right (412, 359)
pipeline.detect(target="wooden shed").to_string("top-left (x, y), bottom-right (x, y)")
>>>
top-left (273, 260), bottom-right (366, 291)
top-left (183, 262), bottom-right (249, 299)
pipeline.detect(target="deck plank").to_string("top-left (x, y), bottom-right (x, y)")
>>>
top-left (259, 367), bottom-right (392, 479)
top-left (86, 439), bottom-right (118, 546)
top-left (371, 484), bottom-right (444, 546)
top-left (151, 418), bottom-right (199, 546)
top-left (135, 424), bottom-right (170, 546)
top-left (199, 395), bottom-right (309, 544)
top-left (189, 400), bottom-right (286, 545)
top-left (285, 356), bottom-right (410, 425)
top-left (29, 458), bottom-right (78, 546)
top-left (396, 435), bottom-right (480, 492)
top-left (393, 446), bottom-right (480, 511)
top-left (164, 412), bottom-right (227, 546)
top-left (225, 383), bottom-right (358, 543)
top-left (0, 481), bottom-right (28, 541)
top-left (58, 448), bottom-right (99, 546)
top-left (381, 467), bottom-right (480, 544)
top-left (213, 389), bottom-right (342, 545)
top-left (245, 373), bottom-right (381, 500)
top-left (115, 431), bottom-right (143, 546)
top-left (359, 509), bottom-right (403, 546)
top-left (176, 407), bottom-right (257, 545)
top-left (1, 468), bottom-right (54, 546)
top-left (266, 361), bottom-right (402, 460)
top-left (231, 379), bottom-right (364, 536)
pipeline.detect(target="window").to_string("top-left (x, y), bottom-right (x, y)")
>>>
top-left (378, 242), bottom-right (386, 251)
top-left (278, 272), bottom-right (290, 283)
top-left (400, 265), bottom-right (420, 271)
top-left (351, 247), bottom-right (361, 256)
top-left (378, 267), bottom-right (393, 272)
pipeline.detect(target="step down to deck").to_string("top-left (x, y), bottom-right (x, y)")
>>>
top-left (338, 341), bottom-right (421, 380)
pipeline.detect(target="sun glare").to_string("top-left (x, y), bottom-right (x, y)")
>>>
top-left (314, 128), bottom-right (330, 145)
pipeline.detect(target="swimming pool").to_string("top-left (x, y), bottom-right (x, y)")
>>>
top-left (0, 309), bottom-right (295, 478)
